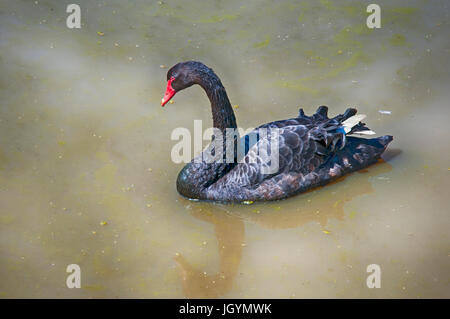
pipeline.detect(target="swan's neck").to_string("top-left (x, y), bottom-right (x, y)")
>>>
top-left (176, 72), bottom-right (238, 200)
top-left (199, 74), bottom-right (237, 133)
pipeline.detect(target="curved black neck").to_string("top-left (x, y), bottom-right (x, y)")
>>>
top-left (176, 69), bottom-right (238, 200)
top-left (198, 72), bottom-right (237, 132)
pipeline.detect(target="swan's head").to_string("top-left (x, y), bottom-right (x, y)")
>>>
top-left (161, 61), bottom-right (213, 106)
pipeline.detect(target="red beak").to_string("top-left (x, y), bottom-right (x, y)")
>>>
top-left (161, 77), bottom-right (176, 106)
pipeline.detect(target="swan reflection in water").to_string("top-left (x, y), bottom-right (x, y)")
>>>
top-left (174, 160), bottom-right (393, 298)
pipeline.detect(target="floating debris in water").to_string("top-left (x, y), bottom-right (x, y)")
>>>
top-left (122, 184), bottom-right (134, 192)
top-left (100, 221), bottom-right (107, 226)
top-left (97, 31), bottom-right (104, 36)
top-left (114, 42), bottom-right (119, 47)
top-left (379, 110), bottom-right (392, 115)
top-left (146, 203), bottom-right (152, 208)
top-left (159, 65), bottom-right (167, 69)
top-left (233, 105), bottom-right (239, 109)
top-left (242, 200), bottom-right (254, 205)
top-left (322, 230), bottom-right (331, 234)
top-left (169, 100), bottom-right (174, 104)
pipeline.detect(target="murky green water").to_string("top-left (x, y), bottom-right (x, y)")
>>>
top-left (0, 0), bottom-right (449, 298)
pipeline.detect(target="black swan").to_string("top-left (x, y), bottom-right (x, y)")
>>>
top-left (161, 61), bottom-right (393, 202)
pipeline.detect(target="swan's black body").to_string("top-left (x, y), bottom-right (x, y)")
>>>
top-left (163, 61), bottom-right (393, 202)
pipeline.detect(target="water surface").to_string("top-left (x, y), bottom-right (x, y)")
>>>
top-left (0, 0), bottom-right (449, 298)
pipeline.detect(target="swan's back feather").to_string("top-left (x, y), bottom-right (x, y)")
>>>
top-left (204, 106), bottom-right (392, 201)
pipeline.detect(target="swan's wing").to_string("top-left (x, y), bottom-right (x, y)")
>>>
top-left (207, 124), bottom-right (329, 189)
top-left (255, 105), bottom-right (354, 130)
top-left (204, 106), bottom-right (388, 201)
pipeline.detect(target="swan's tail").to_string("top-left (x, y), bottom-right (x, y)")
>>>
top-left (341, 114), bottom-right (376, 136)
top-left (309, 106), bottom-right (387, 154)
top-left (309, 106), bottom-right (376, 136)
